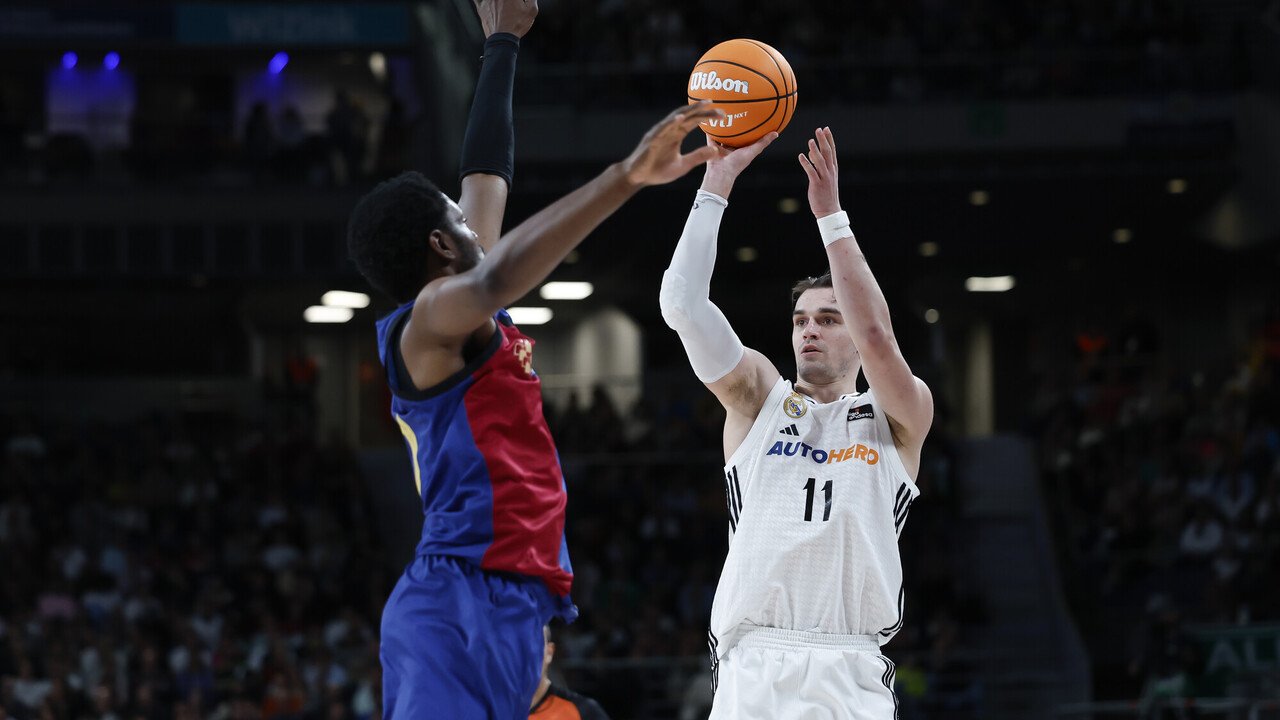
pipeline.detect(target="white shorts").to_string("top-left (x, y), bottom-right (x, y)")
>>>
top-left (709, 627), bottom-right (899, 720)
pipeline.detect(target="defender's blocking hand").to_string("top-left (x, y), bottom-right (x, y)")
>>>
top-left (621, 102), bottom-right (726, 188)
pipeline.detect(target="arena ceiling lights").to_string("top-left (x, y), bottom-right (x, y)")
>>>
top-left (964, 276), bottom-right (1016, 293)
top-left (304, 306), bottom-right (354, 323)
top-left (507, 307), bottom-right (553, 325)
top-left (539, 282), bottom-right (593, 301)
top-left (321, 290), bottom-right (371, 309)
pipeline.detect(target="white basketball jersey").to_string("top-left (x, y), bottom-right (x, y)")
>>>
top-left (708, 378), bottom-right (919, 661)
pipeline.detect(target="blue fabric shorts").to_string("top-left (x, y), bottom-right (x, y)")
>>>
top-left (380, 555), bottom-right (559, 720)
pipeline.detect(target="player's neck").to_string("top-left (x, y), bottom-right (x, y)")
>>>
top-left (794, 375), bottom-right (859, 404)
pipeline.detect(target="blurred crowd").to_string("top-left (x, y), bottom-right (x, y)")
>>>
top-left (1032, 309), bottom-right (1280, 700)
top-left (527, 0), bottom-right (1249, 104)
top-left (231, 93), bottom-right (412, 188)
top-left (536, 0), bottom-right (1206, 65)
top-left (1, 0), bottom-right (1259, 189)
top-left (1, 378), bottom-right (974, 720)
top-left (0, 413), bottom-right (388, 720)
top-left (0, 88), bottom-right (410, 189)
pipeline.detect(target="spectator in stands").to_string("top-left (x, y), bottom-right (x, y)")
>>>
top-left (1129, 595), bottom-right (1195, 720)
top-left (374, 98), bottom-right (411, 180)
top-left (1179, 503), bottom-right (1225, 560)
top-left (243, 101), bottom-right (275, 182)
top-left (325, 90), bottom-right (369, 186)
top-left (275, 104), bottom-right (311, 184)
top-left (1213, 466), bottom-right (1255, 525)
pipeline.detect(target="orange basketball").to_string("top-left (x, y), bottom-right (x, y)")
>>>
top-left (687, 39), bottom-right (797, 148)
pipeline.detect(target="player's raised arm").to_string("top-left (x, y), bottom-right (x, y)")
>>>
top-left (409, 103), bottom-right (724, 343)
top-left (660, 133), bottom-right (783, 452)
top-left (456, 0), bottom-right (537, 252)
top-left (798, 127), bottom-right (933, 454)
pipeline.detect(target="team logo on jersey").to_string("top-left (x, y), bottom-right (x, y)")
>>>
top-left (778, 424), bottom-right (800, 436)
top-left (783, 392), bottom-right (808, 419)
top-left (848, 405), bottom-right (874, 421)
top-left (513, 339), bottom-right (533, 375)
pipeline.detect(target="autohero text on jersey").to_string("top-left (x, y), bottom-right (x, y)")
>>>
top-left (766, 441), bottom-right (880, 466)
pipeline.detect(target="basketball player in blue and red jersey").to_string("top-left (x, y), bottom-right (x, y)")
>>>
top-left (345, 0), bottom-right (725, 715)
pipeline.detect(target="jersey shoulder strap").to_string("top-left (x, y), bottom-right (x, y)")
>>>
top-left (859, 387), bottom-right (919, 492)
top-left (726, 377), bottom-right (792, 467)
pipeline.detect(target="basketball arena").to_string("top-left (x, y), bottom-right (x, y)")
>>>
top-left (2, 2), bottom-right (1279, 719)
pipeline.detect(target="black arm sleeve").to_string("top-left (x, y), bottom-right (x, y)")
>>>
top-left (458, 32), bottom-right (520, 186)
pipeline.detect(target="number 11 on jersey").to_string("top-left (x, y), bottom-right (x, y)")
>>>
top-left (802, 477), bottom-right (832, 522)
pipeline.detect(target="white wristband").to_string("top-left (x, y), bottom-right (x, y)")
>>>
top-left (817, 211), bottom-right (852, 247)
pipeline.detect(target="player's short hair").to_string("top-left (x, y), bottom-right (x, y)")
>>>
top-left (791, 272), bottom-right (833, 305)
top-left (347, 171), bottom-right (448, 304)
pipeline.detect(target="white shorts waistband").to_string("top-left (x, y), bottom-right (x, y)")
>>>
top-left (736, 626), bottom-right (881, 653)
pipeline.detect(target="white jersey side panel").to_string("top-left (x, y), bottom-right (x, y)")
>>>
top-left (709, 378), bottom-right (919, 659)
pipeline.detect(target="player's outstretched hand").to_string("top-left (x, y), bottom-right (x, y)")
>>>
top-left (702, 131), bottom-right (777, 197)
top-left (798, 127), bottom-right (842, 218)
top-left (622, 102), bottom-right (726, 188)
top-left (473, 0), bottom-right (537, 38)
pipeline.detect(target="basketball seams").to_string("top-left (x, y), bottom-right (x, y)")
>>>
top-left (741, 39), bottom-right (795, 136)
top-left (685, 92), bottom-right (797, 105)
top-left (741, 39), bottom-right (790, 95)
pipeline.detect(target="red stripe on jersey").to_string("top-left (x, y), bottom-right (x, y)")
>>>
top-left (464, 324), bottom-right (573, 597)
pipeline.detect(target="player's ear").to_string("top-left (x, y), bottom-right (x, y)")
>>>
top-left (427, 229), bottom-right (457, 262)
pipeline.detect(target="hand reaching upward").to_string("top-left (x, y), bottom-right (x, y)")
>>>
top-left (701, 131), bottom-right (778, 198)
top-left (620, 103), bottom-right (727, 188)
top-left (473, 0), bottom-right (537, 38)
top-left (798, 126), bottom-right (842, 218)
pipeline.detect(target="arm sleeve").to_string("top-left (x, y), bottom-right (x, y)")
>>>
top-left (458, 32), bottom-right (519, 186)
top-left (659, 190), bottom-right (746, 383)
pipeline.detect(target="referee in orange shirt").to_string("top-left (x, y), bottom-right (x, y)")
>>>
top-left (529, 626), bottom-right (610, 720)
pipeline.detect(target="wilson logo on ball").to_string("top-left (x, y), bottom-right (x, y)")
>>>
top-left (689, 70), bottom-right (751, 95)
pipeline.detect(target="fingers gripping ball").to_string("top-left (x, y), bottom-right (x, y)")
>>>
top-left (687, 39), bottom-right (797, 148)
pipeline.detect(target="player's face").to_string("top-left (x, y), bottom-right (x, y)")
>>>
top-left (439, 197), bottom-right (484, 271)
top-left (792, 288), bottom-right (859, 384)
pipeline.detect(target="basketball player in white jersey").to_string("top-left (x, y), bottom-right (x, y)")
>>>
top-left (659, 126), bottom-right (933, 719)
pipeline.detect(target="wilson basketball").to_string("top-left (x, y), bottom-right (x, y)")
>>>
top-left (687, 39), bottom-right (797, 148)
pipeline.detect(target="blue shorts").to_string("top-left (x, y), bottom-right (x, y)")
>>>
top-left (380, 554), bottom-right (561, 720)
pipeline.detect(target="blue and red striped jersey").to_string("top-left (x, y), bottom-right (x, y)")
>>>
top-left (375, 303), bottom-right (575, 620)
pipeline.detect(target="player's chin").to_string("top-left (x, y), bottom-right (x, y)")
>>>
top-left (797, 358), bottom-right (829, 378)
